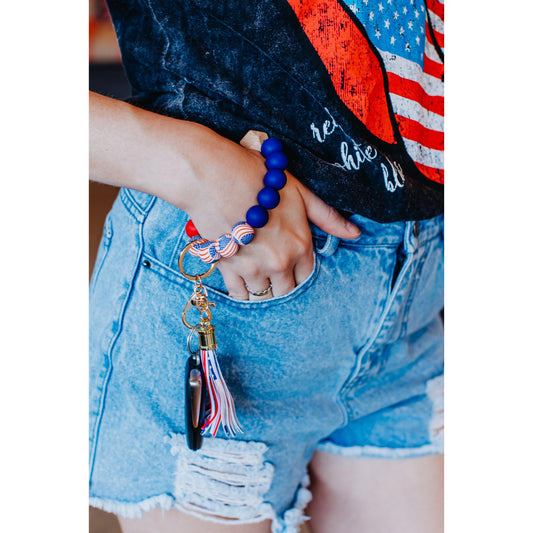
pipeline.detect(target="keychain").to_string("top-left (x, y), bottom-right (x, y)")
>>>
top-left (175, 131), bottom-right (286, 450)
top-left (178, 242), bottom-right (242, 451)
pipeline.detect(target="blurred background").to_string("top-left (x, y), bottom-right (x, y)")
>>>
top-left (89, 0), bottom-right (128, 277)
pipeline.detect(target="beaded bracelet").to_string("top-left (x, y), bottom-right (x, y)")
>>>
top-left (185, 137), bottom-right (288, 264)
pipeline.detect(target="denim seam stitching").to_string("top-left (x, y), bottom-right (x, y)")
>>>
top-left (119, 189), bottom-right (157, 223)
top-left (338, 249), bottom-right (416, 420)
top-left (168, 225), bottom-right (188, 268)
top-left (310, 232), bottom-right (400, 250)
top-left (88, 218), bottom-right (147, 484)
top-left (398, 247), bottom-right (426, 338)
top-left (119, 189), bottom-right (145, 223)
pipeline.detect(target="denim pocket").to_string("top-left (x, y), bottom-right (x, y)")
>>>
top-left (199, 249), bottom-right (321, 308)
top-left (143, 241), bottom-right (322, 310)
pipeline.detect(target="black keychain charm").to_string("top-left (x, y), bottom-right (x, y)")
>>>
top-left (185, 337), bottom-right (208, 451)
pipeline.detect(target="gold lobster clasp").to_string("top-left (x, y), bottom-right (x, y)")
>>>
top-left (181, 282), bottom-right (216, 330)
top-left (178, 240), bottom-right (218, 330)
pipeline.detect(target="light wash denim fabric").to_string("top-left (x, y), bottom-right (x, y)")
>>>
top-left (89, 188), bottom-right (444, 532)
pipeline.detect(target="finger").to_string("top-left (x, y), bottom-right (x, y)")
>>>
top-left (269, 271), bottom-right (296, 298)
top-left (218, 264), bottom-right (249, 300)
top-left (293, 248), bottom-right (315, 286)
top-left (298, 183), bottom-right (361, 240)
top-left (244, 277), bottom-right (273, 301)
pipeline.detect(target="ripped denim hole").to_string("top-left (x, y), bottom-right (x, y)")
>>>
top-left (165, 433), bottom-right (275, 523)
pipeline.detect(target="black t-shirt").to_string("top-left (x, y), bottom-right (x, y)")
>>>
top-left (106, 0), bottom-right (444, 222)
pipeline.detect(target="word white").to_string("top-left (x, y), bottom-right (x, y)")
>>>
top-left (335, 140), bottom-right (378, 171)
top-left (310, 109), bottom-right (405, 193)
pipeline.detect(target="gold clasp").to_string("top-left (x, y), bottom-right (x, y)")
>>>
top-left (182, 279), bottom-right (216, 330)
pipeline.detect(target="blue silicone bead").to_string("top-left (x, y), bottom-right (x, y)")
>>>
top-left (260, 138), bottom-right (283, 157)
top-left (265, 151), bottom-right (288, 170)
top-left (246, 205), bottom-right (269, 228)
top-left (257, 186), bottom-right (280, 210)
top-left (263, 169), bottom-right (287, 190)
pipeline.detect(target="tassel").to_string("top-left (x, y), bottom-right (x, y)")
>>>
top-left (197, 325), bottom-right (242, 438)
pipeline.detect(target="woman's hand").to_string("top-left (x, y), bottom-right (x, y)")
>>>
top-left (217, 172), bottom-right (360, 300)
top-left (89, 92), bottom-right (360, 300)
top-left (181, 130), bottom-right (361, 300)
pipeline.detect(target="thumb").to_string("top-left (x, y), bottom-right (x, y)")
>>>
top-left (298, 182), bottom-right (361, 239)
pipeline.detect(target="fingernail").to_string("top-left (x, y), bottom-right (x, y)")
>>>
top-left (346, 221), bottom-right (361, 239)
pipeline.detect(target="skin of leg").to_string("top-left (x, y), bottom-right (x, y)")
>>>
top-left (118, 508), bottom-right (272, 533)
top-left (306, 451), bottom-right (444, 533)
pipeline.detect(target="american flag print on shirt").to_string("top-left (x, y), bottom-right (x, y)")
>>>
top-left (286, 0), bottom-right (444, 185)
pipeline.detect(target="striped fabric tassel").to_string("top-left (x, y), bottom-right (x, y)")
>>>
top-left (200, 348), bottom-right (242, 438)
top-left (195, 324), bottom-right (242, 439)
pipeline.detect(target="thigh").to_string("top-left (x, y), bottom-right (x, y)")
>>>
top-left (307, 451), bottom-right (443, 533)
top-left (118, 508), bottom-right (272, 533)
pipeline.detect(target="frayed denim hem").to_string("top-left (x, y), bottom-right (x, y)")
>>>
top-left (272, 474), bottom-right (312, 533)
top-left (315, 440), bottom-right (444, 459)
top-left (89, 474), bottom-right (312, 533)
top-left (89, 494), bottom-right (175, 519)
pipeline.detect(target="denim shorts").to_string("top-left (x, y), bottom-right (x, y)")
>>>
top-left (89, 188), bottom-right (444, 533)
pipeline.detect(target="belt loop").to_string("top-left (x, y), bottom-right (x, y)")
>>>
top-left (316, 234), bottom-right (340, 257)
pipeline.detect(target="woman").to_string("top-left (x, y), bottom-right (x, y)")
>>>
top-left (89, 1), bottom-right (444, 531)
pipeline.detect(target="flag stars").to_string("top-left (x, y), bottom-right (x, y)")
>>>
top-left (345, 0), bottom-right (427, 61)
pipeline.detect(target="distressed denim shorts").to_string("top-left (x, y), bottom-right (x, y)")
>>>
top-left (89, 188), bottom-right (444, 533)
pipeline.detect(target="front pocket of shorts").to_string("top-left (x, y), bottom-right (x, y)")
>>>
top-left (202, 250), bottom-right (321, 307)
top-left (143, 247), bottom-right (321, 310)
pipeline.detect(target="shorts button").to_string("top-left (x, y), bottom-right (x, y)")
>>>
top-left (142, 259), bottom-right (151, 268)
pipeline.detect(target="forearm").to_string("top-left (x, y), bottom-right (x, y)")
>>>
top-left (89, 91), bottom-right (359, 301)
top-left (89, 91), bottom-right (214, 212)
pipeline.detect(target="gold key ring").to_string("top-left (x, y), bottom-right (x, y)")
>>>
top-left (178, 241), bottom-right (218, 281)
